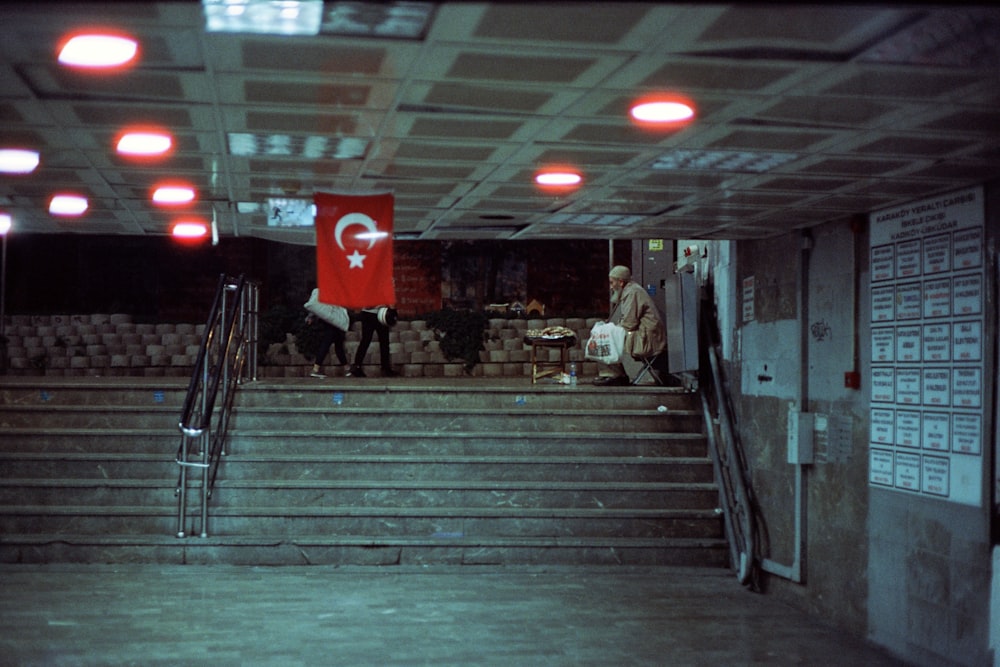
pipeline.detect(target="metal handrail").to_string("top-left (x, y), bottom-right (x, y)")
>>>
top-left (174, 274), bottom-right (259, 538)
top-left (698, 303), bottom-right (758, 587)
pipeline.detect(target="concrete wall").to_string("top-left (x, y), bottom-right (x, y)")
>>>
top-left (712, 185), bottom-right (996, 665)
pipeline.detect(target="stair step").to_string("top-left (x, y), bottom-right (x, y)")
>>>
top-left (0, 378), bottom-right (725, 568)
top-left (0, 533), bottom-right (728, 567)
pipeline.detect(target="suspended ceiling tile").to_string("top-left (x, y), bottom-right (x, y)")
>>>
top-left (920, 110), bottom-right (1000, 136)
top-left (707, 128), bottom-right (835, 152)
top-left (472, 3), bottom-right (653, 45)
top-left (696, 5), bottom-right (904, 48)
top-left (240, 40), bottom-right (389, 75)
top-left (242, 79), bottom-right (374, 107)
top-left (852, 135), bottom-right (978, 156)
top-left (639, 61), bottom-right (798, 92)
top-left (799, 157), bottom-right (912, 176)
top-left (445, 52), bottom-right (596, 84)
top-left (754, 175), bottom-right (856, 191)
top-left (822, 69), bottom-right (983, 99)
top-left (394, 141), bottom-right (498, 163)
top-left (71, 104), bottom-right (194, 129)
top-left (422, 82), bottom-right (555, 114)
top-left (756, 96), bottom-right (898, 127)
top-left (407, 116), bottom-right (523, 140)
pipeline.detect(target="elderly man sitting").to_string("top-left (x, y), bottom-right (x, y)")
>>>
top-left (593, 265), bottom-right (667, 386)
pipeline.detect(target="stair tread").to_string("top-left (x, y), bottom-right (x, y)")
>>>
top-left (0, 452), bottom-right (709, 463)
top-left (233, 406), bottom-right (699, 417)
top-left (0, 504), bottom-right (720, 518)
top-left (0, 478), bottom-right (717, 490)
top-left (0, 532), bottom-right (726, 548)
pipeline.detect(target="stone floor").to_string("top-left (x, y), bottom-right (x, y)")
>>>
top-left (0, 564), bottom-right (908, 666)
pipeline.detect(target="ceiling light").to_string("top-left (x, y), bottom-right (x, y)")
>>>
top-left (0, 149), bottom-right (40, 174)
top-left (535, 170), bottom-right (583, 188)
top-left (49, 194), bottom-right (89, 216)
top-left (203, 0), bottom-right (323, 35)
top-left (630, 95), bottom-right (696, 128)
top-left (631, 101), bottom-right (695, 124)
top-left (172, 220), bottom-right (209, 239)
top-left (0, 213), bottom-right (11, 235)
top-left (152, 184), bottom-right (197, 205)
top-left (58, 33), bottom-right (138, 68)
top-left (117, 131), bottom-right (173, 157)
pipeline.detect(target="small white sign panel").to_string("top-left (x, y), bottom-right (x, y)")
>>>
top-left (921, 412), bottom-right (950, 452)
top-left (870, 448), bottom-right (894, 486)
top-left (895, 452), bottom-right (921, 491)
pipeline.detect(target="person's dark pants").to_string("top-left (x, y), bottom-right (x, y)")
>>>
top-left (354, 310), bottom-right (391, 370)
top-left (314, 322), bottom-right (347, 366)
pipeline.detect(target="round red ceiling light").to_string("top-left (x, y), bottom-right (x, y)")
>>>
top-left (0, 148), bottom-right (40, 174)
top-left (49, 194), bottom-right (89, 217)
top-left (116, 129), bottom-right (173, 157)
top-left (171, 220), bottom-right (209, 240)
top-left (535, 169), bottom-right (583, 190)
top-left (152, 184), bottom-right (197, 206)
top-left (629, 95), bottom-right (696, 129)
top-left (58, 33), bottom-right (138, 69)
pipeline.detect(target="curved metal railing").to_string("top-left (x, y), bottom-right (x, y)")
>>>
top-left (174, 273), bottom-right (259, 538)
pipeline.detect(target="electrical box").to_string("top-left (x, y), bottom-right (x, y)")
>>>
top-left (787, 406), bottom-right (815, 465)
top-left (664, 266), bottom-right (699, 375)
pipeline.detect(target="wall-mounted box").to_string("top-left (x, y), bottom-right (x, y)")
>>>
top-left (787, 406), bottom-right (815, 465)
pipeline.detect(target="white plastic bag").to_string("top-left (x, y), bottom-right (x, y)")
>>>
top-left (304, 289), bottom-right (350, 332)
top-left (584, 321), bottom-right (625, 364)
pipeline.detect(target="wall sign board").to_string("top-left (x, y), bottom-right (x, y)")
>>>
top-left (868, 186), bottom-right (985, 507)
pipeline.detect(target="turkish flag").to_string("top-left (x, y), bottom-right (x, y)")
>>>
top-left (314, 191), bottom-right (395, 309)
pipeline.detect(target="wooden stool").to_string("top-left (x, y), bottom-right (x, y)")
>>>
top-left (524, 336), bottom-right (575, 384)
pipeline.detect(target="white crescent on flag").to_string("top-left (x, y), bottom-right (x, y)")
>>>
top-left (333, 213), bottom-right (380, 251)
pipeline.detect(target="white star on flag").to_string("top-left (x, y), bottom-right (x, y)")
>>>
top-left (347, 250), bottom-right (366, 268)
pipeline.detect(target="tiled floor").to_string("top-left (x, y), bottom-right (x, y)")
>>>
top-left (0, 564), bottom-right (907, 666)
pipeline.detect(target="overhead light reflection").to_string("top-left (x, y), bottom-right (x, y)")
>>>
top-left (172, 220), bottom-right (209, 240)
top-left (0, 149), bottom-right (40, 174)
top-left (535, 171), bottom-right (582, 187)
top-left (58, 33), bottom-right (138, 68)
top-left (49, 195), bottom-right (89, 216)
top-left (117, 131), bottom-right (173, 157)
top-left (152, 184), bottom-right (196, 205)
top-left (629, 95), bottom-right (696, 130)
top-left (631, 101), bottom-right (695, 123)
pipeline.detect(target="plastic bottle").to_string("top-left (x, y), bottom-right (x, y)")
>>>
top-left (569, 362), bottom-right (578, 386)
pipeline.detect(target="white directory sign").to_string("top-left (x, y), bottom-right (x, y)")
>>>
top-left (872, 328), bottom-right (895, 362)
top-left (870, 448), bottom-right (894, 486)
top-left (868, 186), bottom-right (984, 506)
top-left (870, 408), bottom-right (895, 444)
top-left (923, 278), bottom-right (951, 318)
top-left (921, 412), bottom-right (949, 451)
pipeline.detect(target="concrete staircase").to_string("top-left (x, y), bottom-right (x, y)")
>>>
top-left (0, 377), bottom-right (728, 567)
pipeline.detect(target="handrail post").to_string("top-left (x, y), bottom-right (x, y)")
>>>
top-left (199, 431), bottom-right (210, 538)
top-left (246, 281), bottom-right (259, 381)
top-left (176, 441), bottom-right (188, 538)
top-left (175, 273), bottom-right (255, 540)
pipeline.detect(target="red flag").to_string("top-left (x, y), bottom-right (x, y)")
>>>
top-left (314, 191), bottom-right (395, 309)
